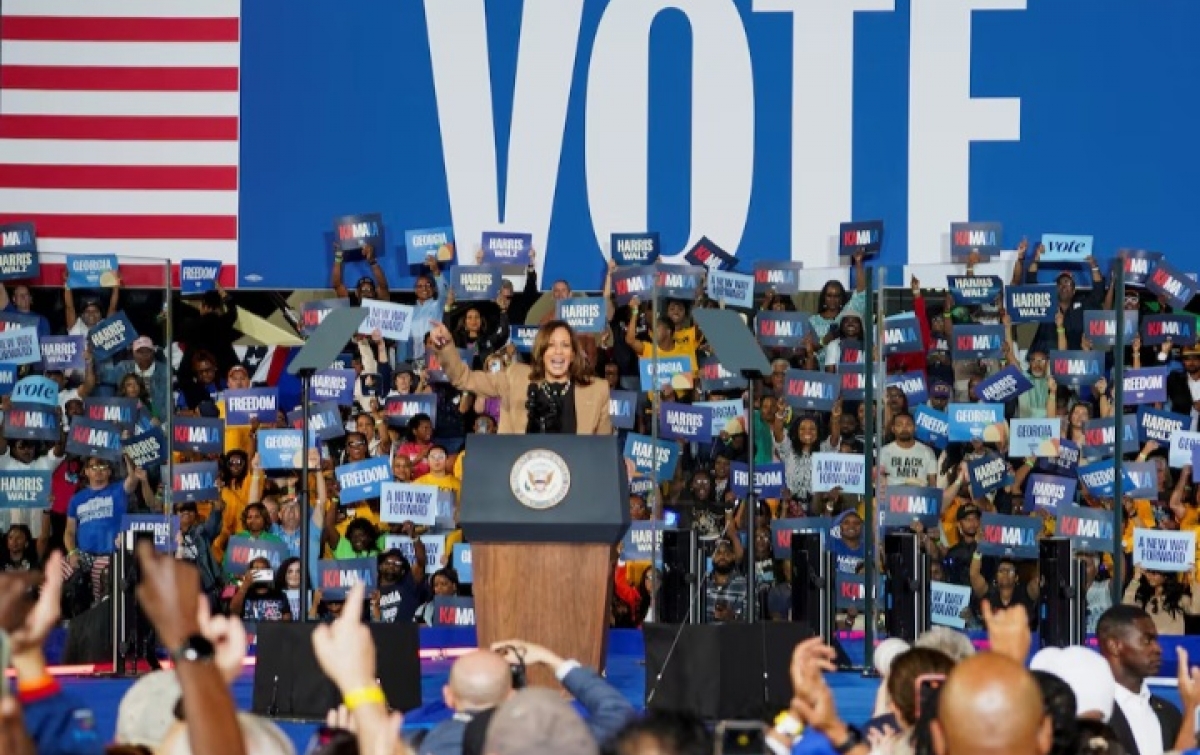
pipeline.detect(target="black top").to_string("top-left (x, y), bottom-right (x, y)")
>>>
top-left (526, 381), bottom-right (576, 434)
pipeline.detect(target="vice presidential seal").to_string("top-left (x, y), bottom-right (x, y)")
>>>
top-left (510, 449), bottom-right (571, 510)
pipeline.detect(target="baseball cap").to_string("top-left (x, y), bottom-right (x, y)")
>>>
top-left (132, 336), bottom-right (155, 352)
top-left (115, 670), bottom-right (181, 748)
top-left (957, 503), bottom-right (982, 521)
top-left (930, 380), bottom-right (952, 400)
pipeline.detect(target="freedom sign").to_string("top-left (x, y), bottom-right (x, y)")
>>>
top-left (179, 260), bottom-right (222, 293)
top-left (887, 372), bottom-right (928, 406)
top-left (224, 387), bottom-right (278, 425)
top-left (336, 456), bottom-right (391, 505)
top-left (913, 405), bottom-right (949, 449)
top-left (1124, 367), bottom-right (1169, 406)
top-left (730, 462), bottom-right (784, 498)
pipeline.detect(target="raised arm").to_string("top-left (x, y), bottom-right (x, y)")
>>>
top-left (363, 243), bottom-right (390, 300)
top-left (429, 322), bottom-right (506, 398)
top-left (331, 245), bottom-right (349, 298)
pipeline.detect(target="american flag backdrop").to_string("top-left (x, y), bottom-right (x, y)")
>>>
top-left (0, 0), bottom-right (240, 287)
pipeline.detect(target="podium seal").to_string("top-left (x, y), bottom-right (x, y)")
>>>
top-left (510, 449), bottom-right (571, 510)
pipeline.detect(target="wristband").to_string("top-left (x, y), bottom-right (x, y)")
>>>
top-left (344, 685), bottom-right (386, 711)
top-left (774, 711), bottom-right (804, 738)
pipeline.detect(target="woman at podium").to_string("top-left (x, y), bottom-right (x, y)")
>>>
top-left (427, 320), bottom-right (612, 435)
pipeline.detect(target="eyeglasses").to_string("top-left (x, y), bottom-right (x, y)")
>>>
top-left (428, 452), bottom-right (447, 460)
top-left (87, 462), bottom-right (109, 470)
top-left (346, 440), bottom-right (366, 448)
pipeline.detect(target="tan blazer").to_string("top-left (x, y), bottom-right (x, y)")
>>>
top-left (435, 345), bottom-right (613, 435)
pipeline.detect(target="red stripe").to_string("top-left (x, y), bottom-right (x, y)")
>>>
top-left (0, 65), bottom-right (239, 92)
top-left (28, 262), bottom-right (238, 289)
top-left (266, 348), bottom-right (293, 385)
top-left (0, 213), bottom-right (237, 240)
top-left (1, 16), bottom-right (239, 43)
top-left (0, 164), bottom-right (238, 191)
top-left (0, 115), bottom-right (238, 141)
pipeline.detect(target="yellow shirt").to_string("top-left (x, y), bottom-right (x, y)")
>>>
top-left (415, 472), bottom-right (461, 502)
top-left (453, 452), bottom-right (464, 481)
top-left (218, 399), bottom-right (254, 455)
top-left (1121, 499), bottom-right (1156, 554)
top-left (336, 503), bottom-right (382, 539)
top-left (672, 325), bottom-right (698, 362)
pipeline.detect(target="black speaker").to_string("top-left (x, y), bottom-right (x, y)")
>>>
top-left (884, 532), bottom-right (921, 643)
top-left (660, 528), bottom-right (696, 623)
top-left (1038, 537), bottom-right (1080, 647)
top-left (790, 531), bottom-right (824, 627)
top-left (252, 622), bottom-right (422, 719)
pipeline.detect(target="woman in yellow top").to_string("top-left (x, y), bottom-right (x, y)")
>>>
top-left (624, 300), bottom-right (698, 390)
top-left (414, 445), bottom-right (461, 501)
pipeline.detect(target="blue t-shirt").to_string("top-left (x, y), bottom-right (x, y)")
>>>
top-left (68, 483), bottom-right (128, 555)
top-left (829, 536), bottom-right (865, 575)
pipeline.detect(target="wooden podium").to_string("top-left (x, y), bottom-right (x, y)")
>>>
top-left (460, 435), bottom-right (630, 687)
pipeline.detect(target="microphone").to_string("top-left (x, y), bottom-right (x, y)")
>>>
top-left (268, 674), bottom-right (279, 717)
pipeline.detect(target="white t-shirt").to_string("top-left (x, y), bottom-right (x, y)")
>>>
top-left (879, 441), bottom-right (938, 485)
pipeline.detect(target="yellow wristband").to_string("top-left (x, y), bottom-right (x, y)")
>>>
top-left (344, 685), bottom-right (386, 711)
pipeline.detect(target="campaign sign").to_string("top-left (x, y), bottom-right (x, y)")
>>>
top-left (451, 265), bottom-right (502, 301)
top-left (913, 405), bottom-right (950, 449)
top-left (756, 311), bottom-right (810, 348)
top-left (480, 231), bottom-right (532, 265)
top-left (1008, 419), bottom-right (1059, 458)
top-left (977, 513), bottom-right (1039, 559)
top-left (0, 327), bottom-right (39, 366)
top-left (882, 313), bottom-right (923, 356)
top-left (950, 221), bottom-right (1002, 260)
top-left (836, 339), bottom-right (865, 365)
top-left (0, 365), bottom-right (16, 398)
top-left (1120, 250), bottom-right (1163, 288)
top-left (385, 533), bottom-right (446, 573)
top-left (335, 456), bottom-right (391, 505)
top-left (122, 426), bottom-right (166, 470)
top-left (839, 220), bottom-right (884, 257)
top-left (556, 297), bottom-right (607, 334)
top-left (659, 402), bottom-right (712, 443)
top-left (1049, 350), bottom-right (1104, 387)
top-left (1146, 258), bottom-right (1199, 310)
top-left (1133, 529), bottom-right (1196, 573)
top-left (1083, 310), bottom-right (1139, 349)
top-left (621, 521), bottom-right (663, 561)
top-left (655, 264), bottom-right (704, 300)
top-left (698, 355), bottom-right (747, 392)
top-left (256, 429), bottom-right (304, 470)
top-left (384, 394), bottom-right (436, 429)
top-left (929, 581), bottom-right (973, 629)
top-left (975, 366), bottom-right (1032, 404)
top-left (1040, 233), bottom-right (1094, 262)
top-left (753, 261), bottom-right (805, 295)
top-left (835, 574), bottom-right (865, 611)
top-left (1124, 461), bottom-right (1158, 498)
top-left (405, 226), bottom-right (455, 265)
top-left (951, 324), bottom-right (1004, 360)
top-left (611, 232), bottom-right (660, 266)
top-left (3, 406), bottom-right (58, 441)
top-left (1004, 285), bottom-right (1057, 324)
top-left (1081, 415), bottom-right (1138, 460)
top-left (1124, 367), bottom-right (1170, 406)
top-left (288, 401), bottom-right (345, 442)
top-left (379, 482), bottom-right (439, 527)
top-left (300, 298), bottom-right (351, 337)
top-left (0, 222), bottom-right (38, 280)
top-left (1169, 431), bottom-right (1200, 469)
top-left (318, 557), bottom-right (379, 600)
top-left (948, 275), bottom-right (1003, 306)
top-left (811, 453), bottom-right (866, 495)
top-left (968, 454), bottom-right (1012, 499)
top-left (683, 236), bottom-right (736, 272)
top-left (769, 517), bottom-right (832, 559)
top-left (40, 335), bottom-right (85, 371)
top-left (179, 259), bottom-right (221, 293)
top-left (880, 486), bottom-right (941, 529)
top-left (694, 399), bottom-right (743, 439)
top-left (611, 265), bottom-right (656, 306)
top-left (333, 213), bottom-right (384, 257)
top-left (63, 418), bottom-right (119, 458)
top-left (452, 543), bottom-right (472, 583)
top-left (66, 254), bottom-right (119, 289)
top-left (1056, 504), bottom-right (1114, 553)
top-left (1037, 438), bottom-right (1081, 477)
top-left (308, 369), bottom-right (356, 406)
top-left (224, 388), bottom-right (278, 425)
top-left (707, 270), bottom-right (754, 308)
top-left (0, 470), bottom-right (51, 509)
top-left (623, 433), bottom-right (680, 479)
top-left (11, 376), bottom-right (57, 407)
top-left (87, 312), bottom-right (135, 360)
top-left (172, 416), bottom-right (224, 454)
top-left (609, 390), bottom-right (637, 430)
top-left (883, 372), bottom-right (927, 406)
top-left (224, 536), bottom-right (289, 579)
top-left (431, 596), bottom-right (476, 627)
top-left (83, 397), bottom-right (137, 431)
top-left (357, 300), bottom-right (414, 342)
top-left (638, 355), bottom-right (691, 393)
top-left (837, 364), bottom-right (869, 402)
top-left (172, 460), bottom-right (219, 503)
top-left (1141, 314), bottom-right (1197, 347)
top-left (947, 403), bottom-right (1004, 443)
top-left (1026, 473), bottom-right (1076, 514)
top-left (730, 462), bottom-right (784, 498)
top-left (121, 515), bottom-right (178, 554)
top-left (1137, 406), bottom-right (1188, 446)
top-left (783, 369), bottom-right (838, 412)
top-left (1077, 457), bottom-right (1118, 497)
top-left (509, 324), bottom-right (539, 353)
top-left (0, 312), bottom-right (38, 334)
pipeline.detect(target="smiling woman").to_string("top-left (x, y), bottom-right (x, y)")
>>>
top-left (426, 319), bottom-right (612, 435)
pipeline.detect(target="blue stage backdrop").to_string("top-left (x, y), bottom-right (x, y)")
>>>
top-left (237, 0), bottom-right (1200, 290)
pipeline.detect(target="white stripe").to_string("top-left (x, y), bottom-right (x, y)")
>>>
top-left (2, 0), bottom-right (240, 18)
top-left (0, 188), bottom-right (237, 215)
top-left (37, 240), bottom-right (239, 265)
top-left (2, 90), bottom-right (239, 117)
top-left (0, 140), bottom-right (237, 166)
top-left (3, 41), bottom-right (239, 68)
